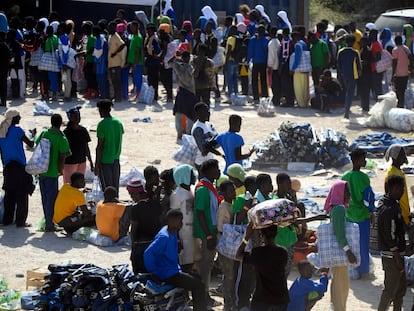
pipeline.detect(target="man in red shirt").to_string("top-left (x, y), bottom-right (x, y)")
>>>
top-left (369, 29), bottom-right (383, 100)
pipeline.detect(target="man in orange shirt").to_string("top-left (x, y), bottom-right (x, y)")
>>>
top-left (53, 172), bottom-right (95, 234)
top-left (96, 186), bottom-right (130, 242)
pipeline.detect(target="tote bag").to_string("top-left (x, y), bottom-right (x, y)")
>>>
top-left (216, 217), bottom-right (252, 261)
top-left (375, 50), bottom-right (393, 73)
top-left (25, 138), bottom-right (51, 175)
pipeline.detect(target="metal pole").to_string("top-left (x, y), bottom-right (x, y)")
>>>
top-left (50, 0), bottom-right (52, 13)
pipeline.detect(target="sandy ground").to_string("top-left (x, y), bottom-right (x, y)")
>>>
top-left (1, 77), bottom-right (414, 310)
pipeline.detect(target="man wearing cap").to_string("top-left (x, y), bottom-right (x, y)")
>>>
top-left (96, 186), bottom-right (129, 242)
top-left (95, 99), bottom-right (124, 196)
top-left (227, 163), bottom-right (246, 196)
top-left (0, 109), bottom-right (35, 227)
top-left (128, 178), bottom-right (163, 273)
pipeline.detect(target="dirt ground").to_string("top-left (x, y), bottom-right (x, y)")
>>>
top-left (1, 78), bottom-right (414, 310)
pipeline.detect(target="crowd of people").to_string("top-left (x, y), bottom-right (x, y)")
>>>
top-left (0, 2), bottom-right (414, 311)
top-left (0, 3), bottom-right (413, 122)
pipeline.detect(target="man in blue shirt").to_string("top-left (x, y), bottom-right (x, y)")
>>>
top-left (337, 35), bottom-right (361, 119)
top-left (144, 209), bottom-right (206, 311)
top-left (0, 109), bottom-right (35, 227)
top-left (247, 25), bottom-right (269, 105)
top-left (215, 114), bottom-right (254, 174)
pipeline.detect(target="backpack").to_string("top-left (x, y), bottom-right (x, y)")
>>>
top-left (233, 36), bottom-right (249, 64)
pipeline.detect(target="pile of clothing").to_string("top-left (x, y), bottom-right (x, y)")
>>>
top-left (349, 132), bottom-right (414, 156)
top-left (31, 264), bottom-right (186, 310)
top-left (318, 128), bottom-right (350, 168)
top-left (255, 122), bottom-right (350, 168)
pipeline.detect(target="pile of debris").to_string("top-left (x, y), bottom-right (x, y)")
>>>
top-left (255, 122), bottom-right (350, 168)
top-left (29, 264), bottom-right (187, 310)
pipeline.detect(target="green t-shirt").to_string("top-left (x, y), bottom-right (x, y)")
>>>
top-left (232, 194), bottom-right (247, 224)
top-left (44, 35), bottom-right (58, 52)
top-left (330, 204), bottom-right (348, 248)
top-left (272, 192), bottom-right (298, 248)
top-left (127, 33), bottom-right (144, 65)
top-left (193, 186), bottom-right (218, 239)
top-left (97, 117), bottom-right (124, 164)
top-left (35, 128), bottom-right (71, 178)
top-left (86, 35), bottom-right (96, 63)
top-left (310, 39), bottom-right (329, 68)
top-left (342, 170), bottom-right (371, 222)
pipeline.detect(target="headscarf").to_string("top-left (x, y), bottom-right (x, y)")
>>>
top-left (0, 109), bottom-right (20, 138)
top-left (135, 11), bottom-right (149, 28)
top-left (159, 23), bottom-right (171, 34)
top-left (182, 20), bottom-right (193, 39)
top-left (173, 164), bottom-right (195, 186)
top-left (385, 144), bottom-right (407, 163)
top-left (201, 5), bottom-right (217, 27)
top-left (403, 24), bottom-right (413, 51)
top-left (116, 23), bottom-right (126, 34)
top-left (227, 163), bottom-right (246, 182)
top-left (127, 178), bottom-right (145, 193)
top-left (163, 0), bottom-right (173, 15)
top-left (381, 28), bottom-right (394, 49)
top-left (324, 180), bottom-right (348, 213)
top-left (235, 13), bottom-right (244, 25)
top-left (65, 20), bottom-right (75, 45)
top-left (237, 22), bottom-right (247, 34)
top-left (335, 28), bottom-right (349, 42)
top-left (277, 10), bottom-right (292, 33)
top-left (50, 21), bottom-right (59, 34)
top-left (365, 22), bottom-right (376, 31)
top-left (0, 13), bottom-right (8, 33)
top-left (255, 5), bottom-right (270, 23)
top-left (159, 15), bottom-right (172, 29)
top-left (39, 17), bottom-right (49, 33)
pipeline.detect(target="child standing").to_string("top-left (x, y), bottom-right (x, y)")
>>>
top-left (377, 175), bottom-right (406, 311)
top-left (237, 223), bottom-right (290, 311)
top-left (342, 149), bottom-right (374, 278)
top-left (215, 114), bottom-right (255, 174)
top-left (288, 260), bottom-right (329, 311)
top-left (217, 180), bottom-right (237, 311)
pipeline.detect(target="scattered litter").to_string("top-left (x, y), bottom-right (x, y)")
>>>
top-left (146, 105), bottom-right (163, 112)
top-left (302, 186), bottom-right (330, 198)
top-left (132, 117), bottom-right (152, 123)
top-left (148, 159), bottom-right (161, 165)
top-left (257, 97), bottom-right (275, 116)
top-left (119, 156), bottom-right (128, 165)
top-left (72, 227), bottom-right (130, 247)
top-left (33, 102), bottom-right (53, 116)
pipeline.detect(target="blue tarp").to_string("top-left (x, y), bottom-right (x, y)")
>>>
top-left (349, 132), bottom-right (414, 154)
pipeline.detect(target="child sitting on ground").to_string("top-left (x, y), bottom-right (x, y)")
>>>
top-left (288, 260), bottom-right (329, 311)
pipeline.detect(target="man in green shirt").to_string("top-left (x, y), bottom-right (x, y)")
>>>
top-left (342, 149), bottom-right (373, 278)
top-left (82, 22), bottom-right (98, 99)
top-left (127, 21), bottom-right (144, 102)
top-left (36, 114), bottom-right (71, 232)
top-left (94, 99), bottom-right (124, 196)
top-left (308, 32), bottom-right (330, 88)
top-left (193, 159), bottom-right (220, 306)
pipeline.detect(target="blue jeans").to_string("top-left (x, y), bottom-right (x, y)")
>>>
top-left (226, 61), bottom-right (238, 95)
top-left (121, 67), bottom-right (129, 99)
top-left (132, 65), bottom-right (143, 96)
top-left (357, 218), bottom-right (371, 274)
top-left (96, 73), bottom-right (108, 98)
top-left (48, 71), bottom-right (58, 93)
top-left (342, 78), bottom-right (356, 118)
top-left (39, 176), bottom-right (58, 228)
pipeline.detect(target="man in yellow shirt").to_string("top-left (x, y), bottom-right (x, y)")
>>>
top-left (53, 172), bottom-right (95, 234)
top-left (96, 186), bottom-right (130, 242)
top-left (384, 144), bottom-right (410, 224)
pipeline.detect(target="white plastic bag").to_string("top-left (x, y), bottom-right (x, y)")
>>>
top-left (384, 108), bottom-right (414, 132)
top-left (257, 97), bottom-right (275, 116)
top-left (364, 92), bottom-right (397, 128)
top-left (92, 176), bottom-right (104, 203)
top-left (33, 101), bottom-right (53, 116)
top-left (119, 167), bottom-right (145, 187)
top-left (25, 138), bottom-right (51, 175)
